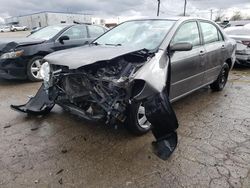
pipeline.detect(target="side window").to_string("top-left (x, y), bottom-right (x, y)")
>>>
top-left (62, 25), bottom-right (87, 40)
top-left (172, 22), bottom-right (200, 47)
top-left (88, 25), bottom-right (105, 38)
top-left (200, 22), bottom-right (220, 44)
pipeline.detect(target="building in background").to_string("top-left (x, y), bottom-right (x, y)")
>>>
top-left (5, 11), bottom-right (92, 29)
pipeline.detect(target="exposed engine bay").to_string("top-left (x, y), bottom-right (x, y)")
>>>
top-left (47, 50), bottom-right (151, 124)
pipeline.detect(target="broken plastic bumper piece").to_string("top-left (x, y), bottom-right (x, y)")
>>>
top-left (11, 84), bottom-right (55, 115)
top-left (144, 92), bottom-right (179, 160)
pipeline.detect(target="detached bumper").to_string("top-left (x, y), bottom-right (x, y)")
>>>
top-left (11, 84), bottom-right (55, 115)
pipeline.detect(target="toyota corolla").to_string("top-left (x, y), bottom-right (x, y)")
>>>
top-left (12, 17), bottom-right (236, 160)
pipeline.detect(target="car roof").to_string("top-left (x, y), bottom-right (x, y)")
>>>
top-left (124, 16), bottom-right (212, 22)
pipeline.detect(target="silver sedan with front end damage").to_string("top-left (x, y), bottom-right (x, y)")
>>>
top-left (11, 17), bottom-right (236, 160)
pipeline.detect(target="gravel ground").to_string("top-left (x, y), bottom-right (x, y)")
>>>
top-left (0, 31), bottom-right (249, 188)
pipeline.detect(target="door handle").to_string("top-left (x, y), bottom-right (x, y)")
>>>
top-left (199, 50), bottom-right (205, 56)
top-left (221, 45), bottom-right (226, 50)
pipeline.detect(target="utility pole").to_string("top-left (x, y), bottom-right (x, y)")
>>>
top-left (184, 0), bottom-right (187, 16)
top-left (210, 9), bottom-right (213, 20)
top-left (157, 0), bottom-right (161, 16)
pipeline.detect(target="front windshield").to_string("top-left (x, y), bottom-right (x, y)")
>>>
top-left (28, 25), bottom-right (67, 40)
top-left (94, 20), bottom-right (176, 50)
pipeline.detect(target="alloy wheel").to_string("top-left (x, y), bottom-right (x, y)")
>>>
top-left (137, 103), bottom-right (151, 129)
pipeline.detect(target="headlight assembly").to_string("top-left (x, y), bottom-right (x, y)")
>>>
top-left (0, 50), bottom-right (24, 59)
top-left (40, 62), bottom-right (51, 82)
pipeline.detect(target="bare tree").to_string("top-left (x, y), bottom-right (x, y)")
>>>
top-left (230, 11), bottom-right (243, 21)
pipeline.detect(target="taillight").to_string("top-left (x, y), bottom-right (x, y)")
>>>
top-left (242, 41), bottom-right (250, 47)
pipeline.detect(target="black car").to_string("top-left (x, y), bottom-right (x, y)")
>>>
top-left (0, 24), bottom-right (107, 81)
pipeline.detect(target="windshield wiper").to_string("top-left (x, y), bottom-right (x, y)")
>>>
top-left (92, 42), bottom-right (101, 46)
top-left (105, 43), bottom-right (122, 46)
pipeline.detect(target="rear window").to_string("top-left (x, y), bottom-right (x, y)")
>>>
top-left (200, 22), bottom-right (220, 44)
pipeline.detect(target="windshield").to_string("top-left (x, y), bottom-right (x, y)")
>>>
top-left (28, 25), bottom-right (67, 40)
top-left (94, 20), bottom-right (176, 50)
top-left (225, 28), bottom-right (250, 36)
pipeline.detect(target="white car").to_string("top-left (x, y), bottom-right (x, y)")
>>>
top-left (0, 26), bottom-right (11, 32)
top-left (10, 25), bottom-right (28, 32)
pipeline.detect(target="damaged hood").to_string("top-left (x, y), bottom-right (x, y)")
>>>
top-left (44, 45), bottom-right (143, 69)
top-left (0, 38), bottom-right (45, 52)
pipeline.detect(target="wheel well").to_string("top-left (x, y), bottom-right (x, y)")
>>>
top-left (225, 59), bottom-right (232, 69)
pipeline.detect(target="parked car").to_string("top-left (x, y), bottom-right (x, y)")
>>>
top-left (0, 26), bottom-right (11, 32)
top-left (10, 25), bottom-right (28, 32)
top-left (0, 24), bottom-right (107, 81)
top-left (225, 26), bottom-right (250, 66)
top-left (12, 17), bottom-right (236, 160)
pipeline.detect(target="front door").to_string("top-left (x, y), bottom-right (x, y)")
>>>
top-left (169, 21), bottom-right (206, 100)
top-left (53, 25), bottom-right (90, 51)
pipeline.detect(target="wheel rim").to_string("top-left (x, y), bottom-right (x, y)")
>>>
top-left (219, 68), bottom-right (227, 88)
top-left (137, 103), bottom-right (151, 129)
top-left (31, 59), bottom-right (43, 80)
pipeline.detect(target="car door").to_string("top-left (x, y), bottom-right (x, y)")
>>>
top-left (199, 21), bottom-right (226, 84)
top-left (54, 25), bottom-right (90, 51)
top-left (87, 25), bottom-right (106, 42)
top-left (169, 21), bottom-right (206, 100)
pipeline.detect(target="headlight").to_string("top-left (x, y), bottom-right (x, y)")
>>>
top-left (0, 50), bottom-right (24, 59)
top-left (40, 62), bottom-right (50, 82)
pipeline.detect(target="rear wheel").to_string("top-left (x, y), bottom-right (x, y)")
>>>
top-left (27, 56), bottom-right (44, 82)
top-left (210, 63), bottom-right (229, 91)
top-left (126, 102), bottom-right (152, 136)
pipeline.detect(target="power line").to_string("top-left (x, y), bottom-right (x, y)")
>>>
top-left (157, 0), bottom-right (161, 16)
top-left (184, 0), bottom-right (187, 16)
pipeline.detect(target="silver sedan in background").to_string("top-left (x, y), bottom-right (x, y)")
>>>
top-left (225, 25), bottom-right (250, 66)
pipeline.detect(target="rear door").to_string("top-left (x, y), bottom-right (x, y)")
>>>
top-left (170, 21), bottom-right (206, 100)
top-left (199, 21), bottom-right (226, 84)
top-left (53, 25), bottom-right (90, 51)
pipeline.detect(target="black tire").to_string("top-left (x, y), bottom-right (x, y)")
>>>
top-left (27, 56), bottom-right (44, 82)
top-left (210, 63), bottom-right (229, 92)
top-left (125, 102), bottom-right (152, 136)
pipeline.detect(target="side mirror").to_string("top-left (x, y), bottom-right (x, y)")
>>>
top-left (59, 35), bottom-right (70, 44)
top-left (169, 42), bottom-right (193, 52)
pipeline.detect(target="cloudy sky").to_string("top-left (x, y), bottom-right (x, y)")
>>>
top-left (0, 0), bottom-right (250, 23)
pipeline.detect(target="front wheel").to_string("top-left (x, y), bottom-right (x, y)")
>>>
top-left (210, 63), bottom-right (229, 92)
top-left (126, 102), bottom-right (152, 136)
top-left (27, 56), bottom-right (44, 82)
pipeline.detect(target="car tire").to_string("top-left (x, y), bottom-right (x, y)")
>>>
top-left (125, 102), bottom-right (152, 136)
top-left (27, 56), bottom-right (44, 82)
top-left (210, 63), bottom-right (229, 92)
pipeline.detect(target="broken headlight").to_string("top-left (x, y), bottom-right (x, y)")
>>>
top-left (0, 50), bottom-right (24, 59)
top-left (40, 62), bottom-right (50, 82)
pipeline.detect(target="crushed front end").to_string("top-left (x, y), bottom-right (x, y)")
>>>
top-left (11, 49), bottom-right (179, 160)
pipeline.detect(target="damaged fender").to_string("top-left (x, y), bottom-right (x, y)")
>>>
top-left (133, 50), bottom-right (179, 160)
top-left (11, 84), bottom-right (55, 115)
top-left (144, 92), bottom-right (178, 160)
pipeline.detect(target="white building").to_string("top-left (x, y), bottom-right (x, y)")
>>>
top-left (5, 11), bottom-right (92, 29)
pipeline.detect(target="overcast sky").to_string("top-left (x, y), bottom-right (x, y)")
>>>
top-left (0, 0), bottom-right (250, 23)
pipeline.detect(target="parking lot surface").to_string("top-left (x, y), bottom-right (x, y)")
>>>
top-left (0, 32), bottom-right (250, 188)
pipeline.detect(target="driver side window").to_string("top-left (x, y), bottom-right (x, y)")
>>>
top-left (62, 25), bottom-right (87, 40)
top-left (172, 21), bottom-right (201, 47)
